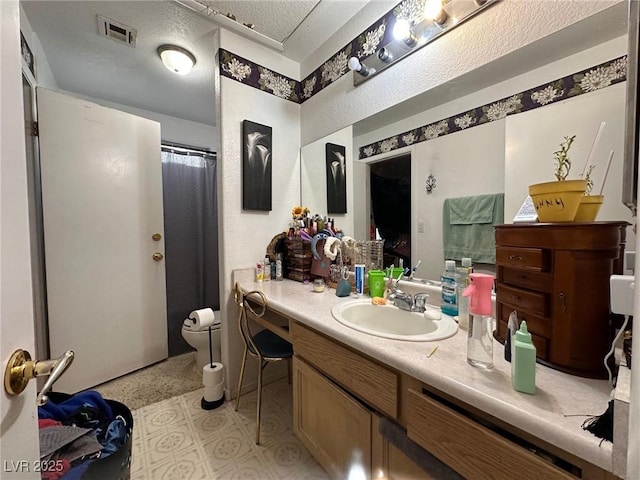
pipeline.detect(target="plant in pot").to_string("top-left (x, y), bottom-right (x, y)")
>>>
top-left (574, 164), bottom-right (604, 222)
top-left (528, 135), bottom-right (587, 222)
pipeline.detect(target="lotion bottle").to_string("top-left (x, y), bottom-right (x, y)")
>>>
top-left (512, 321), bottom-right (536, 394)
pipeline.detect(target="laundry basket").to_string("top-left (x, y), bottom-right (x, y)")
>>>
top-left (45, 392), bottom-right (133, 480)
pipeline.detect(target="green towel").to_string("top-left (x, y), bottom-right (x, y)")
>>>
top-left (443, 193), bottom-right (504, 264)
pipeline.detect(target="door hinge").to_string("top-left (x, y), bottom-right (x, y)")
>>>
top-left (32, 121), bottom-right (39, 137)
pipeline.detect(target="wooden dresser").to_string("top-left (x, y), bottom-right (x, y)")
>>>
top-left (494, 222), bottom-right (628, 379)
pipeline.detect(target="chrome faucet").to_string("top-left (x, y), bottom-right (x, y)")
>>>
top-left (388, 287), bottom-right (429, 313)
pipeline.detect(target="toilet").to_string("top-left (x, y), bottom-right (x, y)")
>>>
top-left (181, 311), bottom-right (222, 371)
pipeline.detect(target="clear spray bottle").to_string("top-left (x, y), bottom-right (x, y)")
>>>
top-left (462, 273), bottom-right (495, 369)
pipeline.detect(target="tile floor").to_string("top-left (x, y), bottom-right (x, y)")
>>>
top-left (131, 378), bottom-right (329, 479)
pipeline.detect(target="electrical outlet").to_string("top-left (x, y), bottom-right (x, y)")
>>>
top-left (610, 274), bottom-right (636, 316)
top-left (418, 221), bottom-right (424, 233)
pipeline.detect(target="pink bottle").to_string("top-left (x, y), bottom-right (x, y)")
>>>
top-left (463, 273), bottom-right (495, 369)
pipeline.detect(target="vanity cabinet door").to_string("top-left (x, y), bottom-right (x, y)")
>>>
top-left (293, 356), bottom-right (372, 480)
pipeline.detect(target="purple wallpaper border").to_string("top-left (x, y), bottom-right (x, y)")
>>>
top-left (358, 55), bottom-right (628, 159)
top-left (218, 46), bottom-right (626, 161)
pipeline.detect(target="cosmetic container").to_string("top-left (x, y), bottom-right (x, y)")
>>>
top-left (263, 256), bottom-right (271, 282)
top-left (355, 264), bottom-right (365, 296)
top-left (456, 258), bottom-right (472, 330)
top-left (275, 253), bottom-right (283, 281)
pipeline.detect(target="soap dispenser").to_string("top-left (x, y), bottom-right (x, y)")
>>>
top-left (512, 321), bottom-right (536, 394)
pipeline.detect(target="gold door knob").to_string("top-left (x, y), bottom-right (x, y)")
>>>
top-left (153, 252), bottom-right (164, 261)
top-left (152, 233), bottom-right (162, 241)
top-left (4, 349), bottom-right (74, 405)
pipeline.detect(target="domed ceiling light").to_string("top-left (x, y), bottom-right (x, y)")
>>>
top-left (157, 45), bottom-right (196, 75)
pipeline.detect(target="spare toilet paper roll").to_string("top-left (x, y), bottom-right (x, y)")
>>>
top-left (188, 308), bottom-right (216, 328)
top-left (202, 362), bottom-right (224, 387)
top-left (203, 382), bottom-right (224, 402)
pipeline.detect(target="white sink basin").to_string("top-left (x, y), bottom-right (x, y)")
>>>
top-left (331, 298), bottom-right (458, 341)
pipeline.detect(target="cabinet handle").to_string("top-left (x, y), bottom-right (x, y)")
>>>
top-left (516, 274), bottom-right (529, 281)
top-left (511, 295), bottom-right (521, 301)
top-left (508, 255), bottom-right (523, 261)
top-left (559, 292), bottom-right (567, 313)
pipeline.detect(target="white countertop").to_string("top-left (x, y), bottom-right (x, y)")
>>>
top-left (233, 269), bottom-right (615, 472)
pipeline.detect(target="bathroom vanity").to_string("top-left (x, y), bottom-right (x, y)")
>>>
top-left (234, 269), bottom-right (624, 479)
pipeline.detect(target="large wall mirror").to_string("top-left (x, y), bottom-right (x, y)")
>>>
top-left (300, 2), bottom-right (635, 282)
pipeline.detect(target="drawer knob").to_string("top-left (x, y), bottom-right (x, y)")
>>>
top-left (508, 255), bottom-right (523, 261)
top-left (516, 274), bottom-right (528, 281)
top-left (511, 295), bottom-right (521, 301)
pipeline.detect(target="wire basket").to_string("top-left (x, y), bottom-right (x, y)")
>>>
top-left (345, 240), bottom-right (384, 271)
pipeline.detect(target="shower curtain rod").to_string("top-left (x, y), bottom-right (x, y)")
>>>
top-left (161, 143), bottom-right (216, 158)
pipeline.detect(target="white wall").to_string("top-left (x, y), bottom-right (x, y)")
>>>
top-left (300, 0), bottom-right (622, 145)
top-left (412, 121), bottom-right (506, 281)
top-left (300, 125), bottom-right (354, 235)
top-left (218, 29), bottom-right (301, 396)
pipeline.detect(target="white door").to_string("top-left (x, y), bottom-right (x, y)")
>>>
top-left (37, 88), bottom-right (168, 393)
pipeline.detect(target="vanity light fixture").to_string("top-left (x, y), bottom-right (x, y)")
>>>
top-left (392, 18), bottom-right (418, 46)
top-left (348, 57), bottom-right (374, 77)
top-left (377, 47), bottom-right (394, 63)
top-left (157, 44), bottom-right (196, 75)
top-left (350, 0), bottom-right (496, 86)
top-left (424, 0), bottom-right (448, 26)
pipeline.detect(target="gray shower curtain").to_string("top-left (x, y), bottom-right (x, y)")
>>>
top-left (161, 146), bottom-right (219, 356)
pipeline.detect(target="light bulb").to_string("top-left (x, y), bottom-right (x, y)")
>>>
top-left (348, 57), bottom-right (373, 77)
top-left (424, 0), bottom-right (448, 25)
top-left (158, 45), bottom-right (196, 75)
top-left (392, 18), bottom-right (417, 46)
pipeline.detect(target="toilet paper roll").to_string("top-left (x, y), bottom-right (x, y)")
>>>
top-left (188, 308), bottom-right (216, 329)
top-left (203, 383), bottom-right (224, 402)
top-left (202, 362), bottom-right (224, 387)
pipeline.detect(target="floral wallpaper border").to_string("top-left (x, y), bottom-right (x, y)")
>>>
top-left (219, 48), bottom-right (301, 103)
top-left (358, 55), bottom-right (628, 159)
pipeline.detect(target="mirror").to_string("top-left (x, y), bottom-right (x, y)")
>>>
top-left (300, 125), bottom-right (355, 231)
top-left (301, 2), bottom-right (635, 282)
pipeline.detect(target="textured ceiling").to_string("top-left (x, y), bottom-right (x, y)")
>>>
top-left (20, 0), bottom-right (376, 128)
top-left (201, 0), bottom-right (320, 43)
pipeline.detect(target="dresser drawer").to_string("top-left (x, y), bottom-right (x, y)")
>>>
top-left (500, 267), bottom-right (552, 293)
top-left (292, 321), bottom-right (398, 418)
top-left (496, 246), bottom-right (550, 272)
top-left (497, 319), bottom-right (548, 359)
top-left (497, 284), bottom-right (549, 317)
top-left (406, 389), bottom-right (573, 479)
top-left (497, 302), bottom-right (551, 338)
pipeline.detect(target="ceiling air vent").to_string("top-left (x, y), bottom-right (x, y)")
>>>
top-left (97, 15), bottom-right (137, 46)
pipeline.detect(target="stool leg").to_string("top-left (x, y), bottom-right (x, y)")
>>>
top-left (235, 347), bottom-right (248, 412)
top-left (256, 359), bottom-right (266, 444)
